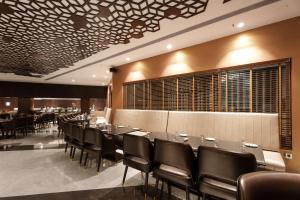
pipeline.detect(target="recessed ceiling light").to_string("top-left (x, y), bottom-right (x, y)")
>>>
top-left (71, 79), bottom-right (75, 82)
top-left (237, 22), bottom-right (245, 28)
top-left (126, 57), bottom-right (131, 61)
top-left (166, 44), bottom-right (173, 50)
top-left (92, 74), bottom-right (96, 78)
top-left (106, 70), bottom-right (109, 73)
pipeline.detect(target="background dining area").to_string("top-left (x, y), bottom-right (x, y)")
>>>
top-left (1, 0), bottom-right (300, 200)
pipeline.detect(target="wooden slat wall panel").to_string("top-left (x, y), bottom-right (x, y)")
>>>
top-left (135, 82), bottom-right (144, 110)
top-left (194, 74), bottom-right (213, 111)
top-left (227, 70), bottom-right (250, 112)
top-left (178, 76), bottom-right (193, 111)
top-left (280, 63), bottom-right (292, 149)
top-left (252, 66), bottom-right (278, 113)
top-left (125, 84), bottom-right (135, 109)
top-left (150, 80), bottom-right (163, 110)
top-left (164, 78), bottom-right (177, 111)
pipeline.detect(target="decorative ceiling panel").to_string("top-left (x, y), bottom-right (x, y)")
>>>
top-left (0, 0), bottom-right (209, 77)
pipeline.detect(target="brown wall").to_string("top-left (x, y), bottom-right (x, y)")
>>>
top-left (0, 97), bottom-right (18, 112)
top-left (112, 17), bottom-right (300, 172)
top-left (33, 99), bottom-right (81, 109)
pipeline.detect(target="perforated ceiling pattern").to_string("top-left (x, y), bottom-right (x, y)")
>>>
top-left (0, 0), bottom-right (209, 77)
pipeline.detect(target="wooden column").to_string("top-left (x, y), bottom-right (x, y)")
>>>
top-left (17, 98), bottom-right (34, 114)
top-left (81, 98), bottom-right (90, 114)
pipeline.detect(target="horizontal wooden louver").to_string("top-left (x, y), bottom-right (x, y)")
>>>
top-left (178, 76), bottom-right (193, 111)
top-left (134, 82), bottom-right (144, 110)
top-left (125, 84), bottom-right (134, 109)
top-left (213, 73), bottom-right (219, 112)
top-left (252, 66), bottom-right (278, 113)
top-left (227, 70), bottom-right (250, 112)
top-left (280, 63), bottom-right (292, 149)
top-left (150, 80), bottom-right (163, 110)
top-left (219, 71), bottom-right (227, 112)
top-left (194, 73), bottom-right (213, 111)
top-left (164, 78), bottom-right (177, 111)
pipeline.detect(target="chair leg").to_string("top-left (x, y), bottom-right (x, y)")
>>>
top-left (72, 148), bottom-right (76, 159)
top-left (186, 187), bottom-right (190, 200)
top-left (122, 165), bottom-right (128, 185)
top-left (84, 153), bottom-right (89, 166)
top-left (154, 178), bottom-right (159, 200)
top-left (144, 172), bottom-right (149, 198)
top-left (202, 193), bottom-right (206, 200)
top-left (79, 149), bottom-right (84, 165)
top-left (167, 182), bottom-right (171, 199)
top-left (69, 146), bottom-right (73, 157)
top-left (97, 153), bottom-right (102, 172)
top-left (160, 181), bottom-right (164, 200)
top-left (64, 143), bottom-right (68, 153)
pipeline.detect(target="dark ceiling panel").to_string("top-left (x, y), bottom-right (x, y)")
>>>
top-left (0, 0), bottom-right (209, 77)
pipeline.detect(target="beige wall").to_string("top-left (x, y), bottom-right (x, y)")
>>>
top-left (112, 17), bottom-right (300, 172)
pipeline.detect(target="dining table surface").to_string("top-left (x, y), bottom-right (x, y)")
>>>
top-left (90, 124), bottom-right (266, 165)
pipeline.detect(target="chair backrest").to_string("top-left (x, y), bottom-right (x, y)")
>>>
top-left (238, 172), bottom-right (300, 200)
top-left (123, 134), bottom-right (153, 163)
top-left (71, 124), bottom-right (84, 142)
top-left (197, 146), bottom-right (257, 185)
top-left (63, 122), bottom-right (73, 138)
top-left (83, 127), bottom-right (102, 147)
top-left (154, 139), bottom-right (195, 177)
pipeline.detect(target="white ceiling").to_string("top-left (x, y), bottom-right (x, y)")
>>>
top-left (1, 0), bottom-right (299, 86)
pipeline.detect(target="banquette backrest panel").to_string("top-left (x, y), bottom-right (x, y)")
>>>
top-left (113, 109), bottom-right (279, 150)
top-left (167, 111), bottom-right (279, 150)
top-left (114, 109), bottom-right (168, 133)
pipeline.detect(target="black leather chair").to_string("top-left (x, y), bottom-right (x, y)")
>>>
top-left (197, 146), bottom-right (257, 200)
top-left (70, 124), bottom-right (85, 163)
top-left (238, 172), bottom-right (300, 200)
top-left (83, 127), bottom-right (115, 172)
top-left (62, 122), bottom-right (73, 155)
top-left (122, 134), bottom-right (153, 197)
top-left (15, 117), bottom-right (27, 136)
top-left (153, 139), bottom-right (196, 200)
top-left (0, 119), bottom-right (16, 139)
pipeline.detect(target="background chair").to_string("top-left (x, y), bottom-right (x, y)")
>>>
top-left (70, 124), bottom-right (85, 163)
top-left (238, 172), bottom-right (300, 200)
top-left (122, 134), bottom-right (153, 197)
top-left (197, 146), bottom-right (257, 200)
top-left (153, 139), bottom-right (196, 200)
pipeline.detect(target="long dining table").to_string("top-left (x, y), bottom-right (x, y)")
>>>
top-left (92, 124), bottom-right (265, 166)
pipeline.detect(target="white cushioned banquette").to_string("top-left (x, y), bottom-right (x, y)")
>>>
top-left (114, 109), bottom-right (168, 132)
top-left (167, 111), bottom-right (279, 150)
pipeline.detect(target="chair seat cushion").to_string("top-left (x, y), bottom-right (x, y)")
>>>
top-left (154, 165), bottom-right (193, 187)
top-left (159, 164), bottom-right (189, 177)
top-left (262, 150), bottom-right (286, 172)
top-left (203, 178), bottom-right (237, 192)
top-left (199, 178), bottom-right (237, 200)
top-left (84, 144), bottom-right (101, 151)
top-left (123, 155), bottom-right (151, 172)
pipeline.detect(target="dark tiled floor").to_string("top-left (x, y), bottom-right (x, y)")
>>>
top-left (0, 186), bottom-right (179, 200)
